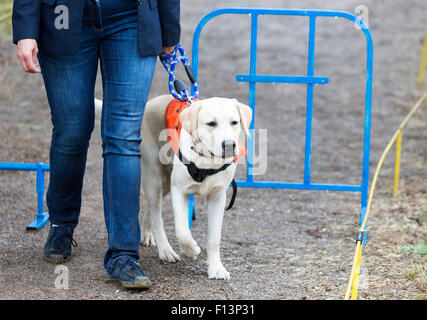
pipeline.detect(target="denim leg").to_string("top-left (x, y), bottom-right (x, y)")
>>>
top-left (38, 32), bottom-right (99, 228)
top-left (99, 24), bottom-right (157, 268)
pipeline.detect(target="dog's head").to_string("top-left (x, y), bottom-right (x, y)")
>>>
top-left (179, 98), bottom-right (252, 158)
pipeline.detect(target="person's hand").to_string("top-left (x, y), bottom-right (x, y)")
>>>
top-left (162, 45), bottom-right (176, 55)
top-left (17, 39), bottom-right (41, 73)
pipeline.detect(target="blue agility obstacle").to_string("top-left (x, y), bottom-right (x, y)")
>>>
top-left (0, 162), bottom-right (50, 229)
top-left (189, 8), bottom-right (373, 238)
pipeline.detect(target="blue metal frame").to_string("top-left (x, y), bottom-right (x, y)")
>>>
top-left (189, 8), bottom-right (373, 236)
top-left (0, 162), bottom-right (50, 229)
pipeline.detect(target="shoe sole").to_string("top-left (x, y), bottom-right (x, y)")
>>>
top-left (43, 254), bottom-right (71, 264)
top-left (118, 277), bottom-right (152, 289)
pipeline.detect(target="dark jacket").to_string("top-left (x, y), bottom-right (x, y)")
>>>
top-left (12, 0), bottom-right (180, 56)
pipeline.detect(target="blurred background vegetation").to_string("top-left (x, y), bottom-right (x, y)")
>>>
top-left (0, 0), bottom-right (12, 38)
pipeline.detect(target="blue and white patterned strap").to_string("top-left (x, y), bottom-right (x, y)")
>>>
top-left (159, 43), bottom-right (199, 102)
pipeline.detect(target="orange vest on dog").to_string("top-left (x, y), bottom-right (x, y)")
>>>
top-left (165, 98), bottom-right (246, 162)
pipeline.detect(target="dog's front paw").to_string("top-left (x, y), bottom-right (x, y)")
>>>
top-left (141, 231), bottom-right (156, 247)
top-left (158, 245), bottom-right (180, 263)
top-left (208, 264), bottom-right (230, 280)
top-left (178, 236), bottom-right (201, 260)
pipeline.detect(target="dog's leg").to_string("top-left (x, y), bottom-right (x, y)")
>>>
top-left (143, 168), bottom-right (180, 263)
top-left (141, 201), bottom-right (156, 247)
top-left (206, 188), bottom-right (230, 280)
top-left (171, 186), bottom-right (201, 260)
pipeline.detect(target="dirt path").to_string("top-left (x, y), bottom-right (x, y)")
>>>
top-left (0, 0), bottom-right (426, 299)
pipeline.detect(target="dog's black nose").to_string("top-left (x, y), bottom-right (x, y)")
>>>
top-left (222, 140), bottom-right (236, 156)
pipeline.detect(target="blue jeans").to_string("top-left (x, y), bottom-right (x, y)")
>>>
top-left (38, 0), bottom-right (157, 270)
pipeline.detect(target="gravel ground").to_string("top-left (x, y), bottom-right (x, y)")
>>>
top-left (0, 0), bottom-right (426, 300)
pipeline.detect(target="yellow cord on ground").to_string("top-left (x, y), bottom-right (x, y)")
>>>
top-left (393, 130), bottom-right (402, 198)
top-left (345, 89), bottom-right (427, 300)
top-left (345, 241), bottom-right (361, 299)
top-left (418, 32), bottom-right (427, 84)
top-left (351, 244), bottom-right (363, 300)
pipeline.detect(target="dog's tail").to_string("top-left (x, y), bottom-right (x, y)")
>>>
top-left (94, 98), bottom-right (103, 114)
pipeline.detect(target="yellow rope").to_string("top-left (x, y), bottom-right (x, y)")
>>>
top-left (345, 241), bottom-right (362, 299)
top-left (418, 32), bottom-right (427, 84)
top-left (345, 89), bottom-right (427, 300)
top-left (393, 131), bottom-right (402, 198)
top-left (351, 244), bottom-right (363, 299)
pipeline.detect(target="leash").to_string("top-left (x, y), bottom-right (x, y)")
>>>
top-left (159, 43), bottom-right (237, 211)
top-left (226, 180), bottom-right (237, 211)
top-left (159, 43), bottom-right (199, 103)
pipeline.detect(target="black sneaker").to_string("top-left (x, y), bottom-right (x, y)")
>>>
top-left (107, 256), bottom-right (152, 289)
top-left (43, 223), bottom-right (77, 264)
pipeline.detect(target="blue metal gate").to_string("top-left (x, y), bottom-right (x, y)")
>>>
top-left (189, 8), bottom-right (373, 235)
top-left (1, 8), bottom-right (373, 235)
top-left (0, 162), bottom-right (50, 229)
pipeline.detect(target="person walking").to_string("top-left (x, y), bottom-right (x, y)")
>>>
top-left (12, 0), bottom-right (180, 289)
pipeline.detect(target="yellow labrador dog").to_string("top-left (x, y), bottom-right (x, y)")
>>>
top-left (96, 95), bottom-right (252, 280)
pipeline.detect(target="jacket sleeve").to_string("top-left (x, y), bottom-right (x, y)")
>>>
top-left (12, 0), bottom-right (42, 44)
top-left (157, 0), bottom-right (181, 47)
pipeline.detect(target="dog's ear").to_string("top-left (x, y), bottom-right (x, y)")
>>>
top-left (180, 102), bottom-right (202, 141)
top-left (234, 99), bottom-right (252, 137)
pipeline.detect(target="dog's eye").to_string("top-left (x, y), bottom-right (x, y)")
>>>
top-left (206, 121), bottom-right (217, 127)
top-left (231, 120), bottom-right (239, 125)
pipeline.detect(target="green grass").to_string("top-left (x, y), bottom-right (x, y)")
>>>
top-left (401, 241), bottom-right (427, 255)
top-left (405, 268), bottom-right (422, 280)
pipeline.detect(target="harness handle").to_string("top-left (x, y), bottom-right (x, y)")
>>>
top-left (159, 43), bottom-right (199, 102)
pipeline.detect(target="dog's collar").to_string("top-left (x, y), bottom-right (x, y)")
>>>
top-left (178, 149), bottom-right (233, 183)
top-left (177, 149), bottom-right (237, 211)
